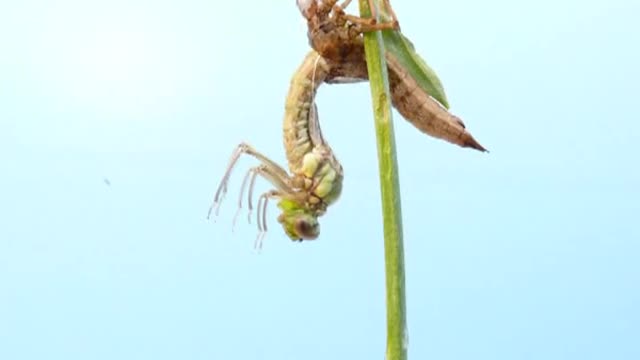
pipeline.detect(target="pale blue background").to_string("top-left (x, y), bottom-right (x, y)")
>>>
top-left (1, 0), bottom-right (639, 359)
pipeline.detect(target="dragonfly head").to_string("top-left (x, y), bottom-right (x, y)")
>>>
top-left (277, 199), bottom-right (320, 241)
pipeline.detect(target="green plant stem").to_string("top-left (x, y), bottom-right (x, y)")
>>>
top-left (358, 1), bottom-right (407, 359)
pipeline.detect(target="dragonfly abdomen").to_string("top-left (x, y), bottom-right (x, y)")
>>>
top-left (283, 52), bottom-right (332, 173)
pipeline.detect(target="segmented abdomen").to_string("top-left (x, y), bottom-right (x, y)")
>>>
top-left (282, 51), bottom-right (344, 208)
top-left (283, 51), bottom-right (331, 172)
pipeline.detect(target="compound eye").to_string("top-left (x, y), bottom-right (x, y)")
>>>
top-left (294, 219), bottom-right (318, 240)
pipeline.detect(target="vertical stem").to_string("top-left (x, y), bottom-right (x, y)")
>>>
top-left (358, 1), bottom-right (407, 360)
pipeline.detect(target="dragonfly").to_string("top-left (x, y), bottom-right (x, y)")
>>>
top-left (297, 0), bottom-right (487, 152)
top-left (208, 52), bottom-right (344, 248)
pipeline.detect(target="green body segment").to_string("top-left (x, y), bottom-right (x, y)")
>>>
top-left (282, 51), bottom-right (344, 210)
top-left (284, 52), bottom-right (328, 170)
top-left (304, 152), bottom-right (342, 204)
top-left (274, 51), bottom-right (345, 240)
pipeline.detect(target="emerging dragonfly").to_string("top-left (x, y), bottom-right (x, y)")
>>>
top-left (208, 53), bottom-right (344, 248)
top-left (298, 0), bottom-right (487, 151)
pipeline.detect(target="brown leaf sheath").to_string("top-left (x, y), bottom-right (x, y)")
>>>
top-left (385, 55), bottom-right (487, 151)
top-left (299, 0), bottom-right (487, 151)
top-left (322, 53), bottom-right (486, 151)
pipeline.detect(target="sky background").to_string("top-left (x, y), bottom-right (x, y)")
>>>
top-left (1, 0), bottom-right (639, 359)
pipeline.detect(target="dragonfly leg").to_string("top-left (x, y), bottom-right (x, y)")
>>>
top-left (381, 0), bottom-right (399, 26)
top-left (300, 0), bottom-right (337, 20)
top-left (208, 142), bottom-right (290, 219)
top-left (246, 166), bottom-right (260, 224)
top-left (232, 165), bottom-right (256, 230)
top-left (343, 14), bottom-right (398, 32)
top-left (240, 164), bottom-right (303, 232)
top-left (249, 164), bottom-right (295, 221)
top-left (254, 190), bottom-right (280, 250)
top-left (240, 143), bottom-right (290, 179)
top-left (318, 0), bottom-right (340, 15)
top-left (335, 0), bottom-right (399, 32)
